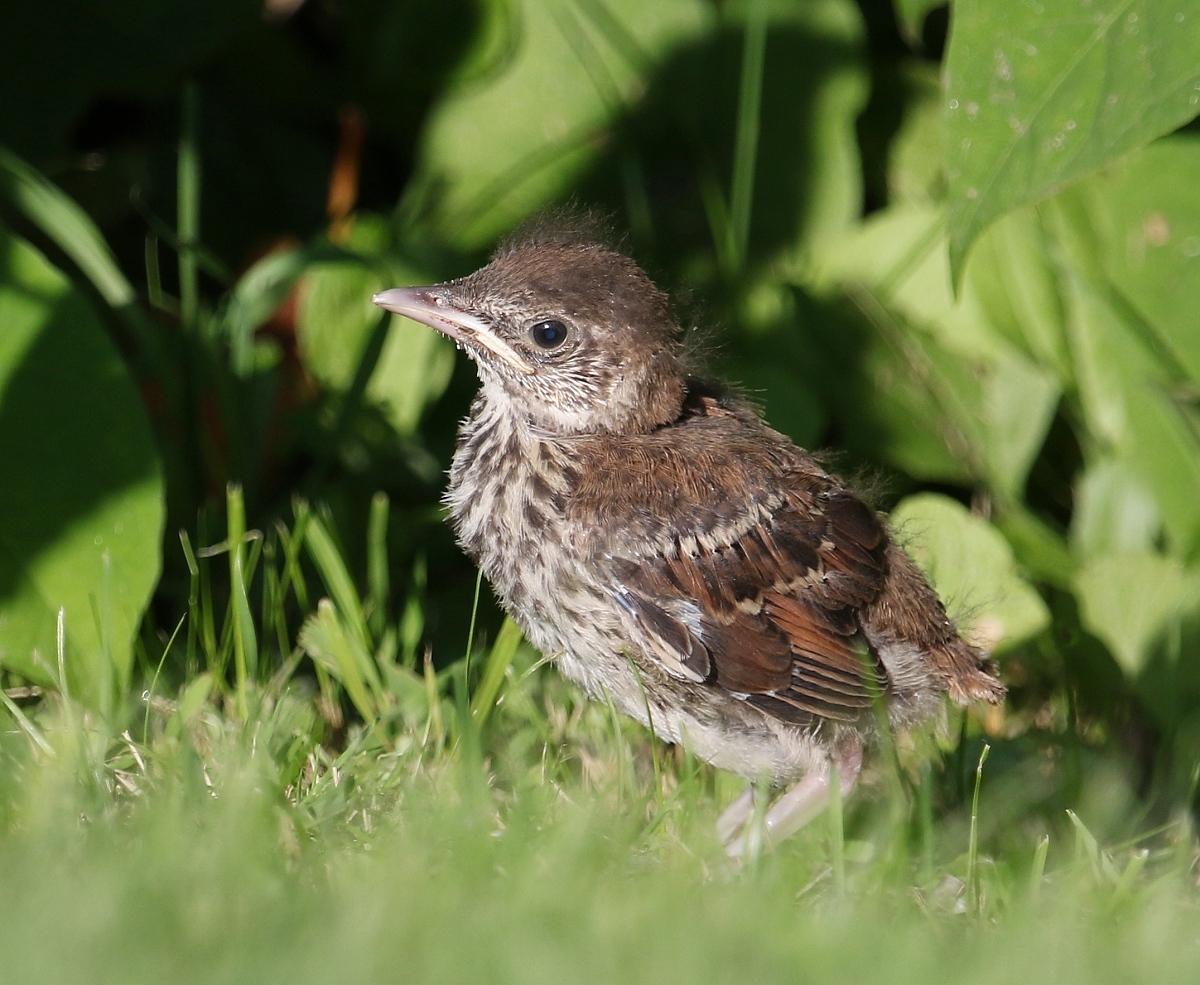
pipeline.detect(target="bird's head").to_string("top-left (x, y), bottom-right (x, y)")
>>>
top-left (373, 242), bottom-right (686, 435)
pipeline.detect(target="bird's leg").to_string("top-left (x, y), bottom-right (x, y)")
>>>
top-left (762, 744), bottom-right (862, 849)
top-left (715, 786), bottom-right (759, 845)
top-left (723, 744), bottom-right (863, 859)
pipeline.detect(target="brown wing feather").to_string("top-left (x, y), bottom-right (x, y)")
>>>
top-left (611, 478), bottom-right (889, 726)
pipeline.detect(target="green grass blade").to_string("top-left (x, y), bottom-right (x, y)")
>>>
top-left (279, 506), bottom-right (312, 615)
top-left (1067, 809), bottom-right (1120, 883)
top-left (177, 530), bottom-right (201, 673)
top-left (178, 82), bottom-right (201, 332)
top-left (142, 614), bottom-right (187, 744)
top-left (602, 685), bottom-right (628, 811)
top-left (422, 649), bottom-right (444, 750)
top-left (100, 550), bottom-right (113, 718)
top-left (967, 742), bottom-right (990, 913)
top-left (55, 608), bottom-right (70, 704)
top-left (367, 492), bottom-right (390, 641)
top-left (299, 600), bottom-right (379, 723)
top-left (304, 513), bottom-right (372, 656)
top-left (398, 554), bottom-right (427, 669)
top-left (0, 689), bottom-right (54, 758)
top-left (260, 535), bottom-right (283, 661)
top-left (453, 665), bottom-right (487, 809)
top-left (470, 616), bottom-right (522, 728)
top-left (625, 654), bottom-right (662, 796)
top-left (143, 234), bottom-right (174, 314)
top-left (464, 566), bottom-right (485, 679)
top-left (226, 484), bottom-right (259, 718)
top-left (1109, 849), bottom-right (1148, 910)
top-left (1029, 834), bottom-right (1049, 899)
top-left (0, 146), bottom-right (135, 308)
top-left (196, 509), bottom-right (220, 677)
top-left (728, 0), bottom-right (767, 270)
top-left (697, 166), bottom-right (733, 273)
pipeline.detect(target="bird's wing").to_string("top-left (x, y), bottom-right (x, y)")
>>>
top-left (608, 480), bottom-right (889, 726)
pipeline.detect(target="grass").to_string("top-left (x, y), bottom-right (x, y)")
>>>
top-left (1, 490), bottom-right (1199, 985)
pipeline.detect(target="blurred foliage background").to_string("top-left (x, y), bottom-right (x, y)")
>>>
top-left (2, 0), bottom-right (1200, 856)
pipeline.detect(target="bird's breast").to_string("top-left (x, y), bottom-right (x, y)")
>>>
top-left (445, 398), bottom-right (653, 712)
top-left (444, 397), bottom-right (586, 614)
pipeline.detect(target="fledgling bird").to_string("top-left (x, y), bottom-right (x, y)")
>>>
top-left (373, 226), bottom-right (1004, 855)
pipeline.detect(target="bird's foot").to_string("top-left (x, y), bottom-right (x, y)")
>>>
top-left (721, 747), bottom-right (862, 859)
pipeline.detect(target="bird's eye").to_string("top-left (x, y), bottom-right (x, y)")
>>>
top-left (529, 320), bottom-right (569, 350)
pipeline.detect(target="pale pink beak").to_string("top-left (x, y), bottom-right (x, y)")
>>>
top-left (373, 287), bottom-right (536, 375)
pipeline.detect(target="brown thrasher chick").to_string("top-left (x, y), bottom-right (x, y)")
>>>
top-left (373, 231), bottom-right (1003, 855)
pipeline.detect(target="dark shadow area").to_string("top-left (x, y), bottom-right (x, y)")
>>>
top-left (5, 0), bottom-right (480, 298)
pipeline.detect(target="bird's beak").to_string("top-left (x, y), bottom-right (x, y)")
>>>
top-left (372, 287), bottom-right (536, 375)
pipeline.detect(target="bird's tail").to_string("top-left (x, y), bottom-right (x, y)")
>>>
top-left (863, 541), bottom-right (1006, 706)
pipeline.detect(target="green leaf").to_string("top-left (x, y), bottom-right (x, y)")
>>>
top-left (964, 207), bottom-right (1071, 382)
top-left (890, 493), bottom-right (1050, 652)
top-left (410, 0), bottom-right (711, 249)
top-left (0, 226), bottom-right (163, 703)
top-left (1075, 552), bottom-right (1200, 675)
top-left (1083, 135), bottom-right (1200, 384)
top-left (296, 219), bottom-right (455, 436)
top-left (992, 506), bottom-right (1077, 591)
top-left (944, 0), bottom-right (1200, 280)
top-left (1070, 457), bottom-right (1161, 559)
top-left (1059, 259), bottom-right (1200, 555)
top-left (220, 242), bottom-right (357, 378)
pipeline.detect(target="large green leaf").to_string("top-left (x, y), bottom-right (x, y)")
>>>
top-left (411, 0), bottom-right (711, 249)
top-left (1083, 135), bottom-right (1200, 384)
top-left (944, 0), bottom-right (1200, 279)
top-left (1075, 552), bottom-right (1200, 676)
top-left (890, 493), bottom-right (1050, 653)
top-left (0, 227), bottom-right (163, 704)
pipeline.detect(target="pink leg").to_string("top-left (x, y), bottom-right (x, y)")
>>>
top-left (716, 786), bottom-right (757, 844)
top-left (723, 745), bottom-right (862, 859)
